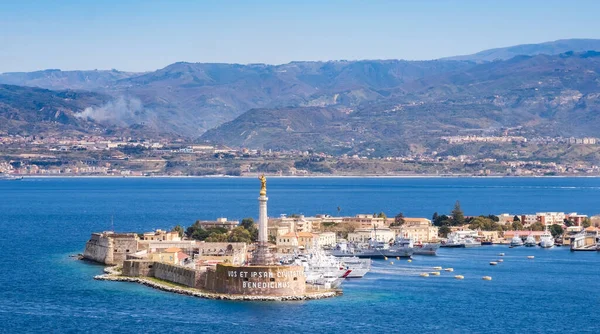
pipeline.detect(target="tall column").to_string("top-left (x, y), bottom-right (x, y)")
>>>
top-left (258, 195), bottom-right (268, 243)
top-left (252, 175), bottom-right (275, 265)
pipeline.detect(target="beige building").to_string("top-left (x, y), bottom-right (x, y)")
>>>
top-left (392, 218), bottom-right (438, 242)
top-left (317, 232), bottom-right (337, 247)
top-left (348, 228), bottom-right (395, 244)
top-left (343, 214), bottom-right (387, 229)
top-left (149, 247), bottom-right (189, 265)
top-left (276, 232), bottom-right (317, 253)
top-left (196, 217), bottom-right (239, 231)
top-left (142, 229), bottom-right (181, 241)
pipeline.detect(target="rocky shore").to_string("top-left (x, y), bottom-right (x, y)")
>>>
top-left (95, 267), bottom-right (340, 301)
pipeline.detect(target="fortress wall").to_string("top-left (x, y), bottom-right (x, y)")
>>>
top-left (154, 263), bottom-right (202, 288)
top-left (112, 237), bottom-right (139, 265)
top-left (83, 234), bottom-right (112, 264)
top-left (122, 260), bottom-right (156, 277)
top-left (204, 264), bottom-right (306, 296)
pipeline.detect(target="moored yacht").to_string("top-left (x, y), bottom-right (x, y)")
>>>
top-left (524, 234), bottom-right (537, 247)
top-left (463, 237), bottom-right (482, 248)
top-left (540, 231), bottom-right (555, 248)
top-left (441, 233), bottom-right (465, 248)
top-left (510, 235), bottom-right (524, 247)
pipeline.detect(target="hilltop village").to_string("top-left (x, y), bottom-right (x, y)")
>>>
top-left (3, 133), bottom-right (600, 176)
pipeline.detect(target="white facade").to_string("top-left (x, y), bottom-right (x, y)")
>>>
top-left (317, 232), bottom-right (337, 247)
top-left (348, 228), bottom-right (395, 243)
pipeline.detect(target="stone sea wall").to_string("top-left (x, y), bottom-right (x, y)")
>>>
top-left (95, 269), bottom-right (338, 301)
top-left (154, 262), bottom-right (203, 288)
top-left (204, 264), bottom-right (306, 296)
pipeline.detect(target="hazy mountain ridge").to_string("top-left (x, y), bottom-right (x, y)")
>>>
top-left (442, 38), bottom-right (600, 62)
top-left (202, 51), bottom-right (600, 156)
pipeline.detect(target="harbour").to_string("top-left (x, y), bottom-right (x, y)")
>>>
top-left (2, 177), bottom-right (600, 332)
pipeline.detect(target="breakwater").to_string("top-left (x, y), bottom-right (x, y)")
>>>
top-left (95, 267), bottom-right (339, 301)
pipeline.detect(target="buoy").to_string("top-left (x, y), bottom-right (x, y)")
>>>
top-left (498, 259), bottom-right (504, 262)
top-left (482, 276), bottom-right (492, 281)
top-left (433, 266), bottom-right (442, 270)
top-left (454, 275), bottom-right (464, 280)
top-left (407, 259), bottom-right (412, 263)
top-left (527, 256), bottom-right (535, 259)
top-left (430, 271), bottom-right (440, 276)
top-left (490, 262), bottom-right (498, 265)
top-left (390, 261), bottom-right (394, 265)
top-left (444, 268), bottom-right (454, 272)
top-left (499, 253), bottom-right (505, 256)
top-left (396, 256), bottom-right (400, 260)
top-left (420, 273), bottom-right (429, 277)
top-left (384, 256), bottom-right (388, 260)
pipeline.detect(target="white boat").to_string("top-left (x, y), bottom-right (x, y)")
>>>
top-left (540, 231), bottom-right (555, 248)
top-left (0, 173), bottom-right (22, 180)
top-left (413, 242), bottom-right (441, 255)
top-left (524, 234), bottom-right (537, 247)
top-left (441, 233), bottom-right (465, 248)
top-left (463, 237), bottom-right (482, 248)
top-left (340, 257), bottom-right (371, 278)
top-left (510, 235), bottom-right (524, 247)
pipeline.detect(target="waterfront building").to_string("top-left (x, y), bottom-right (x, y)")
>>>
top-left (343, 214), bottom-right (387, 229)
top-left (566, 212), bottom-right (588, 225)
top-left (84, 232), bottom-right (139, 265)
top-left (195, 217), bottom-right (239, 231)
top-left (391, 218), bottom-right (438, 242)
top-left (317, 232), bottom-right (337, 247)
top-left (348, 228), bottom-right (395, 244)
top-left (536, 212), bottom-right (566, 225)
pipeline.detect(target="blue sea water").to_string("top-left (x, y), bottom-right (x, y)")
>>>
top-left (1, 177), bottom-right (600, 333)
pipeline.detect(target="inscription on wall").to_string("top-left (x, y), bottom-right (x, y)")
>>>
top-left (227, 269), bottom-right (304, 289)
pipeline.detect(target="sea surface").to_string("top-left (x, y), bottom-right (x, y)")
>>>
top-left (1, 177), bottom-right (600, 333)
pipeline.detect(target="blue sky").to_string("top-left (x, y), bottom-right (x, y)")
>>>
top-left (1, 0), bottom-right (599, 72)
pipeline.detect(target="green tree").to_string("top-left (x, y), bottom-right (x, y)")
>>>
top-left (549, 224), bottom-right (564, 238)
top-left (468, 216), bottom-right (499, 231)
top-left (513, 215), bottom-right (521, 222)
top-left (432, 212), bottom-right (439, 222)
top-left (433, 214), bottom-right (451, 227)
top-left (391, 212), bottom-right (405, 227)
top-left (377, 212), bottom-right (387, 219)
top-left (530, 222), bottom-right (545, 231)
top-left (171, 224), bottom-right (185, 238)
top-left (582, 218), bottom-right (592, 228)
top-left (227, 226), bottom-right (253, 243)
top-left (563, 219), bottom-right (574, 227)
top-left (512, 221), bottom-right (524, 231)
top-left (240, 217), bottom-right (259, 241)
top-left (205, 232), bottom-right (228, 242)
top-left (439, 226), bottom-right (452, 238)
top-left (451, 200), bottom-right (465, 226)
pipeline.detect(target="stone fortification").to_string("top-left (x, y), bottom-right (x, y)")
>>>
top-left (204, 264), bottom-right (306, 296)
top-left (83, 232), bottom-right (139, 265)
top-left (123, 260), bottom-right (205, 289)
top-left (153, 262), bottom-right (204, 288)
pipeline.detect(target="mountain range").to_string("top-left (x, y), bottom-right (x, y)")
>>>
top-left (2, 38), bottom-right (600, 156)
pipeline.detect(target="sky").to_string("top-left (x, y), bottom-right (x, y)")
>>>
top-left (1, 0), bottom-right (600, 73)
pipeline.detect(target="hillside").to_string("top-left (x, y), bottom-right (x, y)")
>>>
top-left (0, 69), bottom-right (139, 90)
top-left (442, 38), bottom-right (600, 62)
top-left (0, 60), bottom-right (475, 136)
top-left (202, 52), bottom-right (600, 156)
top-left (0, 84), bottom-right (171, 138)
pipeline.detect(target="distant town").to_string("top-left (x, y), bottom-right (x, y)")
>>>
top-left (2, 133), bottom-right (600, 177)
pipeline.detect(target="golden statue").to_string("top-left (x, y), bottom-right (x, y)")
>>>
top-left (258, 174), bottom-right (267, 196)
